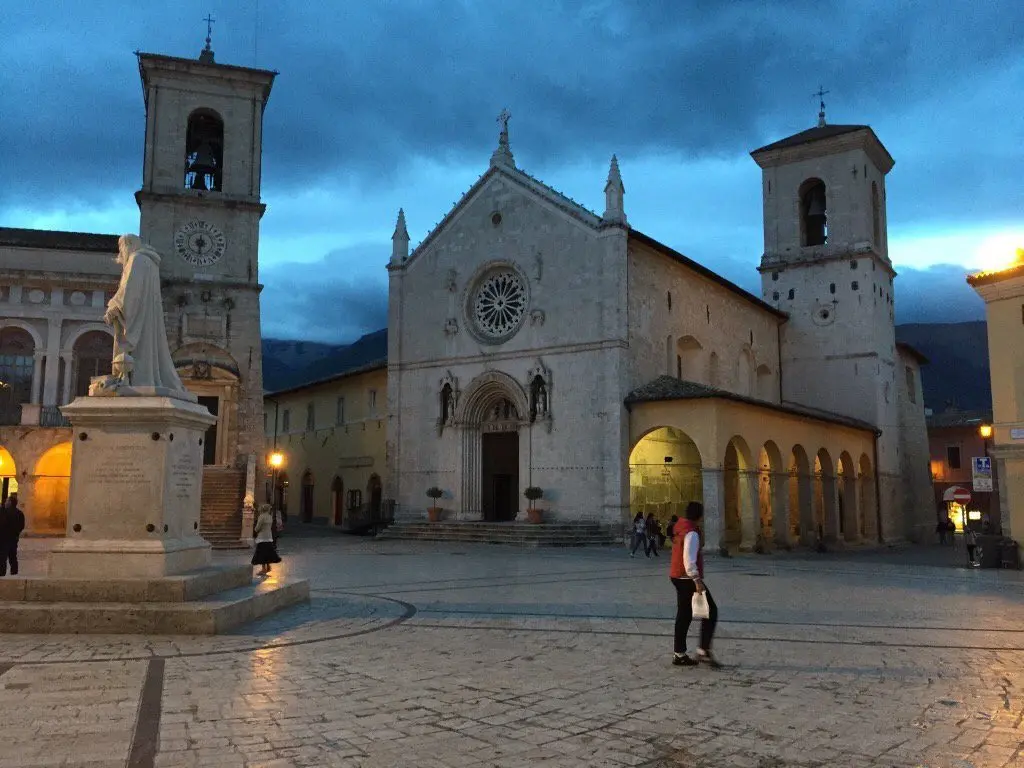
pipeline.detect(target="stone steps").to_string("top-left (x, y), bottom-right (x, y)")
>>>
top-left (0, 570), bottom-right (309, 634)
top-left (200, 467), bottom-right (245, 549)
top-left (378, 522), bottom-right (620, 547)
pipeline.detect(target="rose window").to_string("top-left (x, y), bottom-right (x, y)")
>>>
top-left (471, 269), bottom-right (527, 341)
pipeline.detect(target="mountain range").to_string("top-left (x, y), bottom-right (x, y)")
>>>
top-left (262, 322), bottom-right (992, 414)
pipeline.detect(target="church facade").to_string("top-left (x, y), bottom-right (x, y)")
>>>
top-left (0, 42), bottom-right (274, 543)
top-left (386, 118), bottom-right (932, 548)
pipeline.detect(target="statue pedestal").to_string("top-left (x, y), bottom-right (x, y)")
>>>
top-left (48, 394), bottom-right (217, 579)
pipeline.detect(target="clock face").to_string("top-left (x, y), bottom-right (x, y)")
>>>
top-left (174, 220), bottom-right (226, 267)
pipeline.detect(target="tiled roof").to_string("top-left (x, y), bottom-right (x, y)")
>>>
top-left (896, 341), bottom-right (929, 365)
top-left (628, 230), bottom-right (787, 320)
top-left (967, 262), bottom-right (1024, 286)
top-left (751, 125), bottom-right (870, 154)
top-left (926, 409), bottom-right (992, 430)
top-left (0, 227), bottom-right (119, 253)
top-left (264, 358), bottom-right (387, 398)
top-left (625, 375), bottom-right (877, 432)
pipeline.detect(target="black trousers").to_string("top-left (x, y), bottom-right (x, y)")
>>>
top-left (671, 577), bottom-right (717, 654)
top-left (0, 540), bottom-right (18, 576)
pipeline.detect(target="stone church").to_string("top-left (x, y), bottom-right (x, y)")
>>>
top-left (0, 41), bottom-right (273, 544)
top-left (386, 115), bottom-right (933, 548)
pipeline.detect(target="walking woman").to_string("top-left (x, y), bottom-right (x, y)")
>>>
top-left (251, 503), bottom-right (281, 577)
top-left (670, 501), bottom-right (721, 667)
top-left (630, 511), bottom-right (648, 558)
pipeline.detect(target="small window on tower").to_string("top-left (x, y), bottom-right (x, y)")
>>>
top-left (830, 283), bottom-right (836, 294)
top-left (788, 289), bottom-right (795, 300)
top-left (772, 291), bottom-right (779, 301)
top-left (799, 178), bottom-right (827, 247)
top-left (667, 291), bottom-right (672, 310)
top-left (184, 109), bottom-right (224, 191)
top-left (851, 281), bottom-right (859, 290)
top-left (772, 271), bottom-right (779, 281)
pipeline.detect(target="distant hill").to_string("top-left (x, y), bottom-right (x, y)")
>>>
top-left (896, 321), bottom-right (990, 412)
top-left (262, 322), bottom-right (992, 412)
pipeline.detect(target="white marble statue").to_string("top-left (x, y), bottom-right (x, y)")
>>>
top-left (97, 234), bottom-right (185, 393)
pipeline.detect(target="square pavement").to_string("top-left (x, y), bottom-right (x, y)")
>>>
top-left (0, 533), bottom-right (1022, 767)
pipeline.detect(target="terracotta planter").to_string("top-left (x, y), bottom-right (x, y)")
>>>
top-left (527, 508), bottom-right (543, 524)
top-left (428, 507), bottom-right (443, 522)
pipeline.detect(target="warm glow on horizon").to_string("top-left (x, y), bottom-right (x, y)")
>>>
top-left (972, 233), bottom-right (1024, 274)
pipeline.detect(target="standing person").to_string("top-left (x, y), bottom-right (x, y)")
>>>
top-left (0, 494), bottom-right (25, 577)
top-left (645, 513), bottom-right (661, 557)
top-left (670, 502), bottom-right (721, 668)
top-left (965, 525), bottom-right (980, 568)
top-left (630, 512), bottom-right (648, 558)
top-left (251, 503), bottom-right (281, 577)
top-left (936, 518), bottom-right (948, 546)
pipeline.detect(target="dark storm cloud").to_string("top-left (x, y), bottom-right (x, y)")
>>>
top-left (2, 0), bottom-right (1022, 223)
top-left (894, 264), bottom-right (985, 325)
top-left (260, 246), bottom-right (388, 343)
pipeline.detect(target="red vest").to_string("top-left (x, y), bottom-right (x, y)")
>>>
top-left (670, 519), bottom-right (703, 579)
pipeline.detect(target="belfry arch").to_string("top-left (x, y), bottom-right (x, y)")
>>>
top-left (454, 372), bottom-right (530, 521)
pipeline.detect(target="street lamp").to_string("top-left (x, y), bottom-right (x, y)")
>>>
top-left (268, 450), bottom-right (285, 512)
top-left (979, 423), bottom-right (997, 533)
top-left (979, 424), bottom-right (993, 440)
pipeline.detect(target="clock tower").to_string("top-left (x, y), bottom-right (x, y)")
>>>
top-left (135, 42), bottom-right (276, 537)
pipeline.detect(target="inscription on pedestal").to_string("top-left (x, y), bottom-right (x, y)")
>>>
top-left (171, 447), bottom-right (200, 499)
top-left (94, 446), bottom-right (152, 490)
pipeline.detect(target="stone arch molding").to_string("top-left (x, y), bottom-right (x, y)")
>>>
top-left (62, 323), bottom-right (113, 354)
top-left (453, 370), bottom-right (530, 427)
top-left (0, 320), bottom-right (44, 350)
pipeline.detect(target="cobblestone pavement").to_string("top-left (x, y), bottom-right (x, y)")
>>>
top-left (1, 534), bottom-right (1022, 767)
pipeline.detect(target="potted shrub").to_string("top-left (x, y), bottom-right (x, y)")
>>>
top-left (426, 487), bottom-right (444, 522)
top-left (524, 486), bottom-right (544, 524)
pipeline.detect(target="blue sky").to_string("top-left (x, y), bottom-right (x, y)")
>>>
top-left (2, 1), bottom-right (1021, 342)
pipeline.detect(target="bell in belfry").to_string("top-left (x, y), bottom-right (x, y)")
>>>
top-left (806, 185), bottom-right (826, 217)
top-left (188, 143), bottom-right (218, 190)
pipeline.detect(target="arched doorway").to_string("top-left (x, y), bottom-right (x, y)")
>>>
top-left (859, 454), bottom-right (876, 541)
top-left (628, 427), bottom-right (703, 534)
top-left (331, 476), bottom-right (344, 526)
top-left (367, 474), bottom-right (382, 518)
top-left (454, 372), bottom-right (529, 521)
top-left (837, 451), bottom-right (858, 542)
top-left (789, 445), bottom-right (813, 546)
top-left (814, 449), bottom-right (837, 543)
top-left (33, 442), bottom-right (72, 535)
top-left (759, 441), bottom-right (785, 549)
top-left (0, 327), bottom-right (35, 425)
top-left (173, 344), bottom-right (241, 467)
top-left (0, 446), bottom-right (17, 505)
top-left (71, 330), bottom-right (113, 398)
top-left (300, 470), bottom-right (315, 523)
top-left (724, 436), bottom-right (756, 551)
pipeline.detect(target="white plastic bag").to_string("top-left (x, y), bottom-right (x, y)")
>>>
top-left (692, 591), bottom-right (710, 619)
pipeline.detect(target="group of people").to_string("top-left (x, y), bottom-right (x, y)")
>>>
top-left (0, 494), bottom-right (24, 577)
top-left (633, 505), bottom-right (722, 668)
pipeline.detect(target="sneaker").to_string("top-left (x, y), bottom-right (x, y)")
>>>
top-left (696, 650), bottom-right (722, 668)
top-left (672, 654), bottom-right (697, 667)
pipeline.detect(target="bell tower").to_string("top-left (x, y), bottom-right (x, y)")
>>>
top-left (134, 38), bottom-right (276, 482)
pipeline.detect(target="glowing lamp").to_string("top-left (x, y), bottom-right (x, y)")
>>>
top-left (979, 424), bottom-right (993, 439)
top-left (968, 510), bottom-right (982, 521)
top-left (269, 452), bottom-right (284, 468)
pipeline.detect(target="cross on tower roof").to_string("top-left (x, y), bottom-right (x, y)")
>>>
top-left (199, 13), bottom-right (216, 63)
top-left (814, 85), bottom-right (830, 127)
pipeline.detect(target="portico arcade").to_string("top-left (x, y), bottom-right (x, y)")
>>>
top-left (627, 395), bottom-right (879, 552)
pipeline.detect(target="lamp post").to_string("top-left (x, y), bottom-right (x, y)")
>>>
top-left (979, 423), bottom-right (997, 533)
top-left (269, 450), bottom-right (284, 512)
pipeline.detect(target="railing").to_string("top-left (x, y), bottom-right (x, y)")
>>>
top-left (40, 406), bottom-right (71, 427)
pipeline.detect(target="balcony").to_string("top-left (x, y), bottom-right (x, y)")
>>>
top-left (2, 404), bottom-right (72, 428)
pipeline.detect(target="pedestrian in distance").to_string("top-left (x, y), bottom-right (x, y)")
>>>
top-left (645, 512), bottom-right (661, 557)
top-left (0, 493), bottom-right (25, 577)
top-left (251, 503), bottom-right (282, 577)
top-left (965, 525), bottom-right (980, 568)
top-left (630, 511), bottom-right (648, 558)
top-left (669, 501), bottom-right (721, 668)
top-left (936, 518), bottom-right (948, 546)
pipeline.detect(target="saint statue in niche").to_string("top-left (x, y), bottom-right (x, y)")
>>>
top-left (440, 383), bottom-right (454, 424)
top-left (530, 375), bottom-right (548, 421)
top-left (93, 234), bottom-right (186, 394)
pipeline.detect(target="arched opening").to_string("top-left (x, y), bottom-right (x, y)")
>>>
top-left (0, 327), bottom-right (35, 425)
top-left (628, 427), bottom-right (703, 536)
top-left (708, 352), bottom-right (720, 388)
top-left (675, 336), bottom-right (702, 382)
top-left (724, 436), bottom-right (756, 551)
top-left (737, 348), bottom-right (753, 396)
top-left (184, 109), bottom-right (224, 191)
top-left (275, 471), bottom-right (289, 520)
top-left (814, 449), bottom-right (837, 543)
top-left (837, 451), bottom-right (859, 542)
top-left (367, 474), bottom-right (382, 518)
top-left (799, 178), bottom-right (827, 247)
top-left (788, 445), bottom-right (812, 546)
top-left (72, 330), bottom-right (113, 398)
top-left (0, 446), bottom-right (17, 505)
top-left (759, 441), bottom-right (785, 550)
top-left (32, 441), bottom-right (72, 534)
top-left (480, 398), bottom-right (519, 521)
top-left (859, 454), bottom-right (876, 541)
top-left (300, 470), bottom-right (315, 523)
top-left (331, 476), bottom-right (344, 526)
top-left (871, 182), bottom-right (881, 247)
top-left (755, 364), bottom-right (773, 400)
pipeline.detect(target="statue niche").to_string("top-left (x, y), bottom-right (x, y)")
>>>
top-left (436, 371), bottom-right (459, 435)
top-left (527, 360), bottom-right (552, 432)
